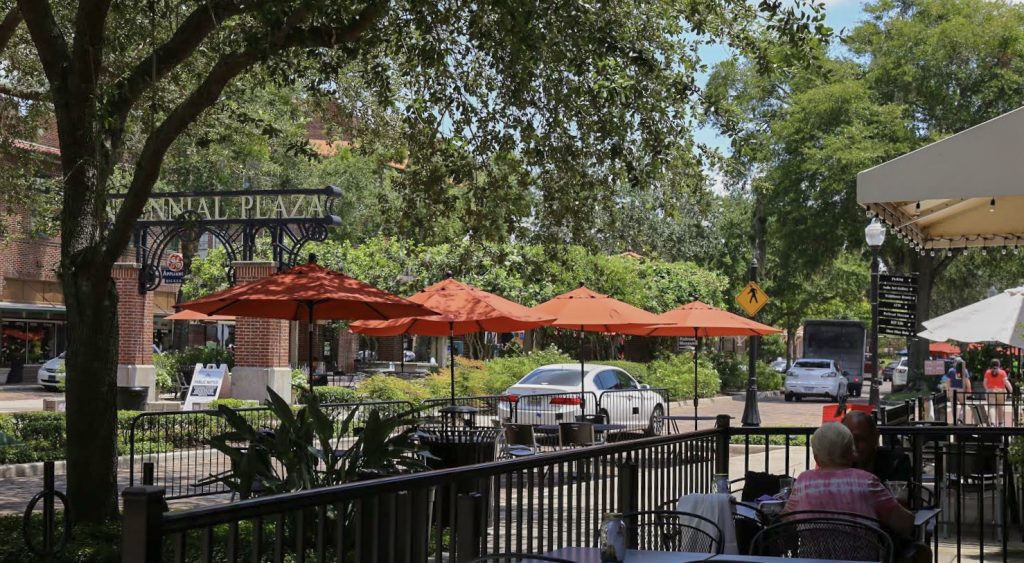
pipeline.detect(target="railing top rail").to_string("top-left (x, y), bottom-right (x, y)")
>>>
top-left (728, 425), bottom-right (1024, 437)
top-left (159, 426), bottom-right (719, 531)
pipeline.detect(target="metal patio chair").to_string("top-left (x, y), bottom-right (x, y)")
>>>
top-left (617, 510), bottom-right (723, 553)
top-left (751, 517), bottom-right (893, 562)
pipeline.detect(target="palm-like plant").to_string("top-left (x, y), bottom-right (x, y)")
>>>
top-left (200, 387), bottom-right (430, 498)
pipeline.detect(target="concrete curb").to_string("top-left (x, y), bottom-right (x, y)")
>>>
top-left (0, 453), bottom-right (135, 479)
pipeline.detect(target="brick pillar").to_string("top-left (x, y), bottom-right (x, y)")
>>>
top-left (230, 262), bottom-right (292, 403)
top-left (113, 263), bottom-right (157, 403)
top-left (337, 331), bottom-right (358, 373)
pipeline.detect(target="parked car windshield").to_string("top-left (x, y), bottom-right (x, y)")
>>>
top-left (520, 368), bottom-right (581, 386)
top-left (793, 360), bottom-right (831, 369)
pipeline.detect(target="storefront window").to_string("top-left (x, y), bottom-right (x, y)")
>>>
top-left (26, 322), bottom-right (53, 364)
top-left (1, 320), bottom-right (63, 366)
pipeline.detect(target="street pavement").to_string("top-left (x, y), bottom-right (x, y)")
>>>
top-left (0, 385), bottom-right (59, 413)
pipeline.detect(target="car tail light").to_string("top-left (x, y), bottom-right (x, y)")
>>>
top-left (550, 397), bottom-right (582, 405)
top-left (500, 394), bottom-right (519, 403)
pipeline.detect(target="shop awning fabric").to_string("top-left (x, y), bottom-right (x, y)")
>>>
top-left (857, 106), bottom-right (1024, 250)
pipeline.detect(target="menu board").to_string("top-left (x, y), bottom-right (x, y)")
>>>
top-left (878, 274), bottom-right (918, 337)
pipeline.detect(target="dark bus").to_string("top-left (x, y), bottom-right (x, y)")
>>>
top-left (802, 320), bottom-right (867, 396)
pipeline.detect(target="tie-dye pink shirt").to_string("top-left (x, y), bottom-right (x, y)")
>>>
top-left (784, 467), bottom-right (900, 521)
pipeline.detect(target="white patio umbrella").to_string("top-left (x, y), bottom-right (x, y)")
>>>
top-left (918, 286), bottom-right (1024, 347)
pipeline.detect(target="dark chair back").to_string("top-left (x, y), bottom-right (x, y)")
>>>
top-left (732, 505), bottom-right (766, 556)
top-left (558, 422), bottom-right (595, 447)
top-left (740, 471), bottom-right (785, 502)
top-left (470, 555), bottom-right (573, 562)
top-left (619, 510), bottom-right (722, 554)
top-left (575, 413), bottom-right (606, 424)
top-left (503, 423), bottom-right (537, 448)
top-left (751, 517), bottom-right (893, 562)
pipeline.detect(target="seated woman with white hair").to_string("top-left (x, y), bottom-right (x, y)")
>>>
top-left (784, 422), bottom-right (914, 539)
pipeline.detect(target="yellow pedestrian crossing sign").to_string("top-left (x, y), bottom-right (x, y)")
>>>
top-left (736, 281), bottom-right (769, 317)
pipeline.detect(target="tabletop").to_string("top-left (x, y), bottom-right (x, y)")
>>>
top-left (535, 423), bottom-right (627, 433)
top-left (540, 548), bottom-right (875, 563)
top-left (914, 507), bottom-right (941, 527)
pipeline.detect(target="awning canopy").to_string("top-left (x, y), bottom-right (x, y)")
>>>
top-left (857, 106), bottom-right (1024, 250)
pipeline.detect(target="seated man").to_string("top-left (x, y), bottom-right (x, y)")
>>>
top-left (843, 411), bottom-right (912, 484)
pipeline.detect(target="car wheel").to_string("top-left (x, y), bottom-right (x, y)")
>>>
top-left (784, 392), bottom-right (794, 403)
top-left (645, 405), bottom-right (664, 436)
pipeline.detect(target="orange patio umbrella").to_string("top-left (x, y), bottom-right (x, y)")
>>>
top-left (531, 285), bottom-right (662, 407)
top-left (349, 277), bottom-right (555, 403)
top-left (165, 309), bottom-right (236, 322)
top-left (179, 258), bottom-right (436, 388)
top-left (623, 300), bottom-right (782, 428)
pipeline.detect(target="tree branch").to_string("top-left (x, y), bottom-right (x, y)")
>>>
top-left (101, 2), bottom-right (387, 265)
top-left (104, 1), bottom-right (253, 137)
top-left (0, 7), bottom-right (22, 55)
top-left (16, 0), bottom-right (70, 92)
top-left (0, 82), bottom-right (48, 101)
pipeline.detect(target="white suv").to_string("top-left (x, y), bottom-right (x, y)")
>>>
top-left (784, 359), bottom-right (849, 402)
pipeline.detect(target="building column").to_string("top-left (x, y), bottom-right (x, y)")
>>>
top-left (113, 263), bottom-right (157, 403)
top-left (230, 261), bottom-right (292, 403)
top-left (337, 331), bottom-right (358, 373)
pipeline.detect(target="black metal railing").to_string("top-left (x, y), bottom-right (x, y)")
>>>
top-left (121, 414), bottom-right (1024, 563)
top-left (951, 389), bottom-right (1022, 427)
top-left (126, 400), bottom-right (415, 499)
top-left (727, 424), bottom-right (1024, 563)
top-left (120, 424), bottom-right (722, 562)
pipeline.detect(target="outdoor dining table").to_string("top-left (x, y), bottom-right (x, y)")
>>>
top-left (539, 548), bottom-right (874, 562)
top-left (534, 423), bottom-right (627, 434)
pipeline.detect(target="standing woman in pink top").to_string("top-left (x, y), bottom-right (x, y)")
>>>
top-left (984, 359), bottom-right (1013, 426)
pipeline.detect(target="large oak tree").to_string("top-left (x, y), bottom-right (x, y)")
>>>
top-left (0, 0), bottom-right (825, 522)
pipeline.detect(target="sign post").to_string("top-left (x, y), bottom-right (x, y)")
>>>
top-left (739, 261), bottom-right (766, 427)
top-left (183, 363), bottom-right (228, 411)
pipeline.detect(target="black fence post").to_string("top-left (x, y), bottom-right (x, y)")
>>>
top-left (715, 415), bottom-right (731, 477)
top-left (454, 492), bottom-right (483, 563)
top-left (121, 486), bottom-right (166, 563)
top-left (142, 462), bottom-right (154, 486)
top-left (617, 458), bottom-right (640, 549)
top-left (42, 461), bottom-right (54, 556)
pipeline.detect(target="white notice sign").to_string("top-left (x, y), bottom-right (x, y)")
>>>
top-left (184, 363), bottom-right (228, 411)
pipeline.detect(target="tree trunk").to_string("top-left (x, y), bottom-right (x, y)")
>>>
top-left (908, 253), bottom-right (935, 391)
top-left (785, 325), bottom-right (796, 370)
top-left (62, 260), bottom-right (120, 523)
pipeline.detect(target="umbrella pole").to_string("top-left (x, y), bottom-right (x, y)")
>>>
top-left (307, 303), bottom-right (315, 391)
top-left (400, 334), bottom-right (405, 374)
top-left (693, 328), bottom-right (700, 431)
top-left (449, 322), bottom-right (456, 406)
top-left (580, 328), bottom-right (585, 415)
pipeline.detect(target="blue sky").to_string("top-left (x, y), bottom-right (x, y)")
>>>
top-left (694, 0), bottom-right (870, 153)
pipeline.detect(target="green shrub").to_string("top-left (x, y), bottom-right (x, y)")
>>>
top-left (757, 362), bottom-right (784, 391)
top-left (356, 375), bottom-right (429, 403)
top-left (304, 386), bottom-right (359, 405)
top-left (711, 352), bottom-right (746, 391)
top-left (473, 346), bottom-right (573, 395)
top-left (12, 412), bottom-right (65, 448)
top-left (646, 355), bottom-right (720, 400)
top-left (153, 352), bottom-right (176, 393)
top-left (208, 398), bottom-right (261, 409)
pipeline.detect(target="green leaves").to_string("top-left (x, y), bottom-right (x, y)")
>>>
top-left (202, 386), bottom-right (429, 498)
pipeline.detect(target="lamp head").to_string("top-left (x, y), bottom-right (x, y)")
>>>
top-left (865, 219), bottom-right (886, 248)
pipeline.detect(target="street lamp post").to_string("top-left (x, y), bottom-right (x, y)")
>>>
top-left (865, 219), bottom-right (886, 408)
top-left (741, 257), bottom-right (761, 427)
